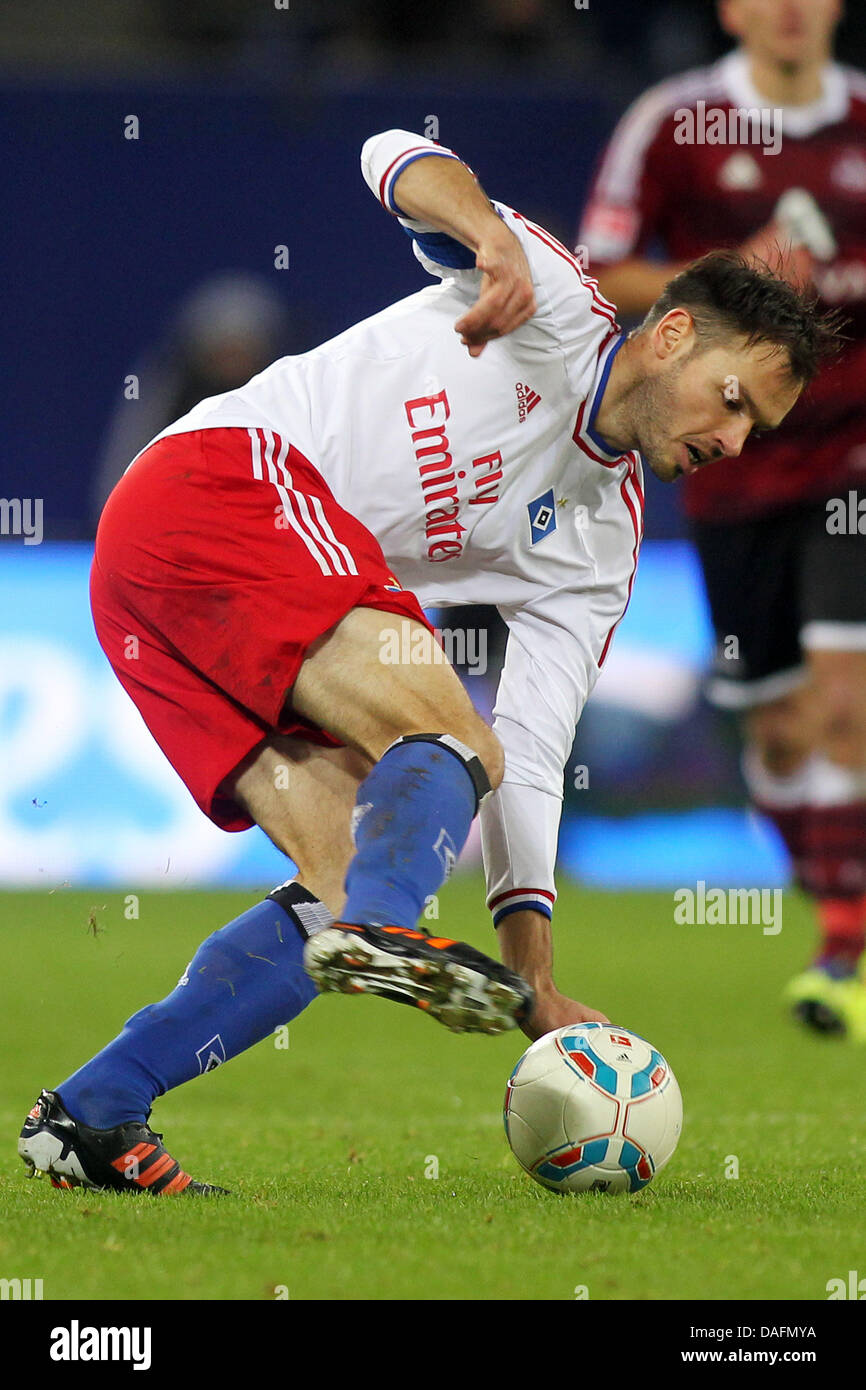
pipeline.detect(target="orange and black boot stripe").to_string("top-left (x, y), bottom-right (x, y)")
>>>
top-left (19, 1090), bottom-right (226, 1195)
top-left (109, 1140), bottom-right (194, 1193)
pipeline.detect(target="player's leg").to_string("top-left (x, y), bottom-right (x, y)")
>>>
top-left (33, 743), bottom-right (380, 1186)
top-left (807, 648), bottom-right (866, 778)
top-left (799, 648), bottom-right (866, 1016)
top-left (776, 658), bottom-right (866, 1035)
top-left (693, 508), bottom-right (814, 891)
top-left (782, 501), bottom-right (866, 1035)
top-left (690, 510), bottom-right (848, 1024)
top-left (35, 607), bottom-right (517, 1182)
top-left (291, 603), bottom-right (504, 929)
top-left (22, 441), bottom-right (512, 1193)
top-left (21, 435), bottom-right (354, 1189)
top-left (228, 604), bottom-right (506, 920)
top-left (740, 685), bottom-right (815, 887)
top-left (753, 500), bottom-right (866, 1036)
top-left (229, 605), bottom-right (530, 1030)
top-left (18, 867), bottom-right (319, 1194)
top-left (289, 604), bottom-right (504, 774)
top-left (19, 430), bottom-right (521, 1194)
top-left (229, 736), bottom-right (373, 915)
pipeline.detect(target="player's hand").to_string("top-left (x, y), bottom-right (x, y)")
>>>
top-left (739, 221), bottom-right (814, 289)
top-left (454, 223), bottom-right (536, 357)
top-left (521, 984), bottom-right (610, 1042)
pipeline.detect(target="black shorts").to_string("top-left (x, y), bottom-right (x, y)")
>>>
top-left (692, 491), bottom-right (866, 710)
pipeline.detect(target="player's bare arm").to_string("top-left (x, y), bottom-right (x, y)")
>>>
top-left (497, 909), bottom-right (609, 1040)
top-left (391, 155), bottom-right (536, 356)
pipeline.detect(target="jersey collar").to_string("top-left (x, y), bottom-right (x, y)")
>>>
top-left (573, 331), bottom-right (632, 467)
top-left (718, 49), bottom-right (849, 138)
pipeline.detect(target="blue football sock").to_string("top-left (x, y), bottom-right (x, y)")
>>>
top-left (341, 733), bottom-right (491, 930)
top-left (55, 882), bottom-right (330, 1130)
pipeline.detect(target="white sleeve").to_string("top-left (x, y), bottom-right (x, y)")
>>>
top-left (360, 128), bottom-right (466, 220)
top-left (361, 130), bottom-right (616, 360)
top-left (480, 603), bottom-right (600, 926)
top-left (360, 129), bottom-right (481, 280)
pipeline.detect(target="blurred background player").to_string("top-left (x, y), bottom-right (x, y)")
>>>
top-left (578, 0), bottom-right (866, 1037)
top-left (91, 272), bottom-right (298, 522)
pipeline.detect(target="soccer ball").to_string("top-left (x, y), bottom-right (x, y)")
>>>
top-left (503, 1022), bottom-right (682, 1194)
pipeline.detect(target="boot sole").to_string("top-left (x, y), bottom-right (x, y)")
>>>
top-left (304, 928), bottom-right (526, 1034)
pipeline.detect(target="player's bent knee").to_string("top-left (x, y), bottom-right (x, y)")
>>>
top-left (818, 705), bottom-right (866, 770)
top-left (811, 670), bottom-right (866, 770)
top-left (444, 719), bottom-right (504, 793)
top-left (390, 728), bottom-right (503, 803)
top-left (744, 706), bottom-right (813, 776)
top-left (753, 738), bottom-right (810, 777)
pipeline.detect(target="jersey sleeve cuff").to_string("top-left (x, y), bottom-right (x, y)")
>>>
top-left (488, 889), bottom-right (556, 927)
top-left (360, 129), bottom-right (463, 215)
top-left (384, 150), bottom-right (462, 215)
top-left (480, 779), bottom-right (561, 917)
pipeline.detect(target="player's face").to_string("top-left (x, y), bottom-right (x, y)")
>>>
top-left (719, 0), bottom-right (841, 68)
top-left (634, 336), bottom-right (803, 484)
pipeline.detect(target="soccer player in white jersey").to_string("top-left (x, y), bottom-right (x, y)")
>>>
top-left (20, 130), bottom-right (839, 1195)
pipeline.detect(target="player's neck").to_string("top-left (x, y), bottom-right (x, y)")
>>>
top-left (746, 50), bottom-right (829, 108)
top-left (592, 337), bottom-right (643, 455)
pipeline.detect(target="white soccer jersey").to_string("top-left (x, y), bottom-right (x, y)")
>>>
top-left (141, 129), bottom-right (645, 924)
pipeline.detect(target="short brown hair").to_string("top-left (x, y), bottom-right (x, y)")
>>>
top-left (642, 250), bottom-right (846, 384)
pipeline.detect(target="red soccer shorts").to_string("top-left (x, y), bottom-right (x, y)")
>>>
top-left (90, 427), bottom-right (432, 831)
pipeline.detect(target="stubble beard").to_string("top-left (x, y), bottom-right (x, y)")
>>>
top-left (624, 362), bottom-right (685, 483)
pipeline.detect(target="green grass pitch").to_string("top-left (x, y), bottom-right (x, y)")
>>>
top-left (1, 878), bottom-right (864, 1302)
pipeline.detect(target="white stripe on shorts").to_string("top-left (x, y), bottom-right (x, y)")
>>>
top-left (252, 428), bottom-right (332, 576)
top-left (266, 430), bottom-right (359, 578)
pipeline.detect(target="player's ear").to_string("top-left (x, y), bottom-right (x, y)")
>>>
top-left (652, 308), bottom-right (694, 361)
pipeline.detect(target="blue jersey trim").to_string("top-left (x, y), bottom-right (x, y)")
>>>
top-left (402, 224), bottom-right (477, 270)
top-left (586, 334), bottom-right (626, 456)
top-left (492, 898), bottom-right (553, 927)
top-left (387, 149), bottom-right (459, 214)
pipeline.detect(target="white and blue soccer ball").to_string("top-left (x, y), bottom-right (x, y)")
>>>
top-left (504, 1023), bottom-right (682, 1194)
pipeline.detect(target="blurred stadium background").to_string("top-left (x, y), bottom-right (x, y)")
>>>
top-left (6, 0), bottom-right (862, 893)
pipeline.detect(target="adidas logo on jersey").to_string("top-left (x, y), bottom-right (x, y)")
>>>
top-left (515, 381), bottom-right (542, 423)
